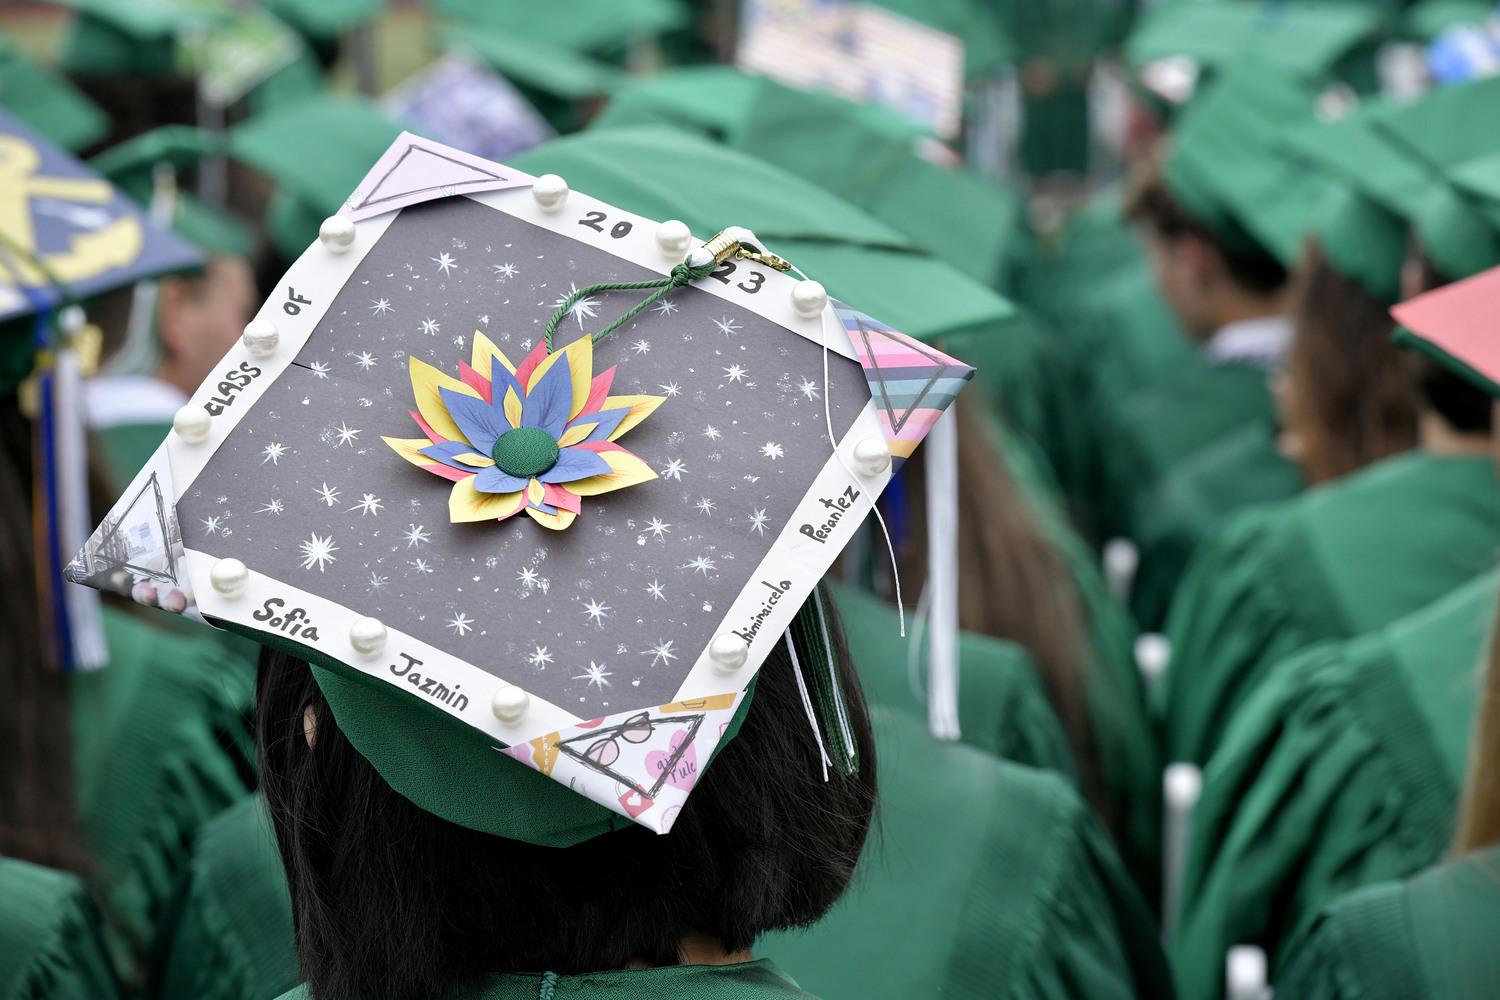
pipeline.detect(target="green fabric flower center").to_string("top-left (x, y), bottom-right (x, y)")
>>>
top-left (491, 426), bottom-right (560, 478)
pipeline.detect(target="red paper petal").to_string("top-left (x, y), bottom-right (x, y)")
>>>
top-left (422, 463), bottom-right (470, 483)
top-left (543, 483), bottom-right (583, 514)
top-left (410, 409), bottom-right (447, 444)
top-left (515, 340), bottom-right (550, 389)
top-left (457, 361), bottom-right (494, 403)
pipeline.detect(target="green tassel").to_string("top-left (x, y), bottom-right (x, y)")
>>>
top-left (793, 586), bottom-right (858, 776)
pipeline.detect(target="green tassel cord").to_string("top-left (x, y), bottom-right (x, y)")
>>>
top-left (792, 585), bottom-right (859, 777)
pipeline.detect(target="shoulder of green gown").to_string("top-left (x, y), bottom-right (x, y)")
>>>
top-left (0, 856), bottom-right (121, 1000)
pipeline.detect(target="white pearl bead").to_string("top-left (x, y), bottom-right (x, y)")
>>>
top-left (173, 404), bottom-right (211, 444)
top-left (318, 216), bottom-right (356, 253)
top-left (491, 684), bottom-right (530, 723)
top-left (656, 219), bottom-right (692, 257)
top-left (532, 174), bottom-right (569, 213)
top-left (791, 280), bottom-right (828, 319)
top-left (349, 617), bottom-right (388, 657)
top-left (851, 437), bottom-right (891, 477)
top-left (209, 557), bottom-right (248, 598)
top-left (59, 305), bottom-right (86, 335)
top-left (241, 318), bottom-right (279, 358)
top-left (708, 633), bottom-right (749, 674)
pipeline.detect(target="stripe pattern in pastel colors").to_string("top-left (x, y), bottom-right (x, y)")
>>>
top-left (836, 303), bottom-right (974, 471)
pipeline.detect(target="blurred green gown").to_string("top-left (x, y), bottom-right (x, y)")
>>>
top-left (1170, 569), bottom-right (1496, 1000)
top-left (0, 857), bottom-right (121, 1000)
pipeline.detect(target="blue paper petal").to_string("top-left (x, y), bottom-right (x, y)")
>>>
top-left (440, 387), bottom-right (511, 454)
top-left (527, 496), bottom-right (560, 515)
top-left (487, 361), bottom-right (524, 403)
top-left (538, 446), bottom-right (613, 484)
top-left (473, 466), bottom-right (530, 494)
top-left (569, 405), bottom-right (633, 444)
top-left (520, 359), bottom-right (574, 438)
top-left (419, 440), bottom-right (486, 471)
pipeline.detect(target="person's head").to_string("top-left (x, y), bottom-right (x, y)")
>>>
top-left (1280, 242), bottom-right (1419, 484)
top-left (155, 254), bottom-right (256, 396)
top-left (1399, 241), bottom-right (1496, 444)
top-left (1125, 161), bottom-right (1289, 340)
top-left (257, 587), bottom-right (877, 1000)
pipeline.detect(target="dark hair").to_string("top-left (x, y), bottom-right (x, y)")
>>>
top-left (258, 588), bottom-right (877, 1000)
top-left (1407, 244), bottom-right (1496, 434)
top-left (1284, 243), bottom-right (1420, 484)
top-left (1125, 167), bottom-right (1289, 296)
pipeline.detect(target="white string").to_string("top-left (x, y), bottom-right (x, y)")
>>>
top-left (785, 628), bottom-right (831, 782)
top-left (907, 581), bottom-right (932, 702)
top-left (812, 589), bottom-right (856, 763)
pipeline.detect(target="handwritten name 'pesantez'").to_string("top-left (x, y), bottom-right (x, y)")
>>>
top-left (798, 485), bottom-right (861, 544)
top-left (731, 579), bottom-right (794, 644)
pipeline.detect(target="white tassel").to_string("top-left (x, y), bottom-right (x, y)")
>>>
top-left (925, 409), bottom-right (960, 740)
top-left (54, 343), bottom-right (107, 668)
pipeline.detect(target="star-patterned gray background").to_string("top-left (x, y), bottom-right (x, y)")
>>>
top-left (178, 197), bottom-right (868, 714)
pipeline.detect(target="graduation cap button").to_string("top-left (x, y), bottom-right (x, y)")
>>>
top-left (319, 216), bottom-right (357, 254)
top-left (209, 558), bottom-right (249, 599)
top-left (791, 279), bottom-right (829, 319)
top-left (656, 219), bottom-right (693, 257)
top-left (532, 174), bottom-right (569, 213)
top-left (491, 684), bottom-right (531, 724)
top-left (173, 405), bottom-right (211, 444)
top-left (851, 437), bottom-right (892, 477)
top-left (708, 633), bottom-right (749, 674)
top-left (241, 318), bottom-right (279, 359)
top-left (349, 617), bottom-right (388, 657)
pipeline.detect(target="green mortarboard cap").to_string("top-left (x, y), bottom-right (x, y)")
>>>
top-left (259, 0), bottom-right (382, 42)
top-left (1165, 54), bottom-right (1332, 264)
top-left (444, 26), bottom-right (624, 101)
top-left (590, 66), bottom-right (768, 139)
top-left (1126, 1), bottom-right (1382, 83)
top-left (1311, 184), bottom-right (1406, 302)
top-left (431, 0), bottom-right (689, 55)
top-left (1411, 171), bottom-right (1500, 281)
top-left (1399, 0), bottom-right (1495, 41)
top-left (509, 125), bottom-right (1015, 341)
top-left (1284, 99), bottom-right (1433, 220)
top-left (56, 0), bottom-right (224, 77)
top-left (866, 0), bottom-right (1016, 78)
top-left (1372, 73), bottom-right (1500, 170)
top-left (1391, 264), bottom-right (1500, 396)
top-left (0, 36), bottom-right (106, 152)
top-left (1451, 152), bottom-right (1500, 229)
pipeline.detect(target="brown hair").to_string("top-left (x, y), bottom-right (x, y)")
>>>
top-left (1283, 243), bottom-right (1420, 485)
top-left (1451, 588), bottom-right (1500, 855)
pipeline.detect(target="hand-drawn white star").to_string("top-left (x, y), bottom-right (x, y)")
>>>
top-left (554, 283), bottom-right (600, 327)
top-left (258, 499), bottom-right (284, 515)
top-left (574, 661), bottom-right (613, 690)
top-left (261, 442), bottom-right (286, 465)
top-left (529, 645), bottom-right (554, 667)
top-left (643, 640), bottom-right (677, 667)
top-left (419, 317), bottom-right (440, 335)
top-left (797, 377), bottom-right (821, 400)
top-left (652, 298), bottom-right (678, 316)
top-left (370, 298), bottom-right (393, 315)
top-left (353, 351), bottom-right (377, 371)
top-left (748, 508), bottom-right (770, 535)
top-left (492, 262), bottom-right (518, 278)
top-left (645, 517), bottom-right (670, 539)
top-left (659, 381), bottom-right (681, 397)
top-left (695, 497), bottom-right (716, 515)
top-left (368, 573), bottom-right (388, 593)
top-left (723, 364), bottom-right (748, 383)
top-left (446, 612), bottom-right (473, 636)
top-left (582, 598), bottom-right (610, 625)
top-left (684, 554), bottom-right (717, 575)
top-left (410, 558), bottom-right (433, 574)
top-left (660, 458), bottom-right (687, 480)
top-left (353, 493), bottom-right (382, 515)
top-left (631, 339), bottom-right (651, 355)
top-left (646, 579), bottom-right (666, 600)
top-left (432, 252), bottom-right (457, 275)
top-left (299, 533), bottom-right (338, 571)
top-left (334, 422), bottom-right (361, 447)
top-left (315, 482), bottom-right (342, 507)
top-left (703, 424), bottom-right (721, 441)
top-left (309, 360), bottom-right (331, 379)
top-left (517, 566), bottom-right (539, 587)
top-left (713, 315), bottom-right (741, 337)
top-left (201, 515), bottom-right (222, 535)
top-left (403, 523), bottom-right (430, 548)
top-left (760, 441), bottom-right (784, 460)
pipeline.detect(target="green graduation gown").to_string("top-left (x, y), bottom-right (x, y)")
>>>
top-left (1275, 843), bottom-right (1500, 1000)
top-left (72, 606), bottom-right (259, 980)
top-left (1162, 451), bottom-right (1499, 767)
top-left (1170, 569), bottom-right (1496, 1000)
top-left (147, 796), bottom-right (297, 1000)
top-left (0, 858), bottom-right (121, 1000)
top-left (760, 708), bottom-right (1175, 1000)
top-left (1127, 422), bottom-right (1303, 631)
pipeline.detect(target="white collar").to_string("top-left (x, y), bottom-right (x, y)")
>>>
top-left (1201, 314), bottom-right (1293, 368)
top-left (85, 375), bottom-right (189, 429)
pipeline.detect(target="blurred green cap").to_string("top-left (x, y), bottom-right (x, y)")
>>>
top-left (1311, 184), bottom-right (1406, 302)
top-left (0, 36), bottom-right (106, 152)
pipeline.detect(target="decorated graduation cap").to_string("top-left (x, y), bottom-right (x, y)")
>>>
top-left (68, 128), bottom-right (974, 841)
top-left (1163, 53), bottom-right (1334, 266)
top-left (1391, 263), bottom-right (1500, 397)
top-left (0, 35), bottom-right (106, 153)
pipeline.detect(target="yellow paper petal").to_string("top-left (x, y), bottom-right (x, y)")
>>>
top-left (503, 385), bottom-right (523, 428)
top-left (567, 448), bottom-right (658, 496)
top-left (449, 477), bottom-right (526, 523)
top-left (453, 452), bottom-right (495, 467)
top-left (409, 357), bottom-right (480, 444)
top-left (556, 422), bottom-right (599, 448)
top-left (526, 336), bottom-right (593, 421)
top-left (600, 394), bottom-right (667, 441)
top-left (525, 506), bottom-right (578, 531)
top-left (384, 436), bottom-right (442, 469)
top-left (527, 479), bottom-right (546, 506)
top-left (471, 332), bottom-right (516, 383)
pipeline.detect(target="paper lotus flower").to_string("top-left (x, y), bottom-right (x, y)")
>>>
top-left (383, 333), bottom-right (663, 530)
